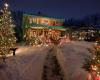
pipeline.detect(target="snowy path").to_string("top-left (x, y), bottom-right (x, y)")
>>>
top-left (0, 41), bottom-right (93, 80)
top-left (0, 46), bottom-right (50, 80)
top-left (57, 42), bottom-right (92, 80)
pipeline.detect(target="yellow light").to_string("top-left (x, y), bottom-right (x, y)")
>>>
top-left (97, 72), bottom-right (100, 77)
top-left (98, 60), bottom-right (100, 63)
top-left (92, 65), bottom-right (98, 70)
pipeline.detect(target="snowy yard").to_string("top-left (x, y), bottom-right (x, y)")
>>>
top-left (57, 41), bottom-right (93, 80)
top-left (0, 41), bottom-right (93, 80)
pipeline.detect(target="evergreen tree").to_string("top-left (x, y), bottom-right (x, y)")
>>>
top-left (83, 42), bottom-right (100, 77)
top-left (0, 2), bottom-right (16, 56)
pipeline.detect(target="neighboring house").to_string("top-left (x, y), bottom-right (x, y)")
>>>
top-left (71, 26), bottom-right (100, 41)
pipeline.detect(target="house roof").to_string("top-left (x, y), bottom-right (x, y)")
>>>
top-left (24, 23), bottom-right (66, 31)
top-left (23, 13), bottom-right (65, 22)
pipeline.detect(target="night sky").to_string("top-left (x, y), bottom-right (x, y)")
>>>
top-left (0, 0), bottom-right (100, 19)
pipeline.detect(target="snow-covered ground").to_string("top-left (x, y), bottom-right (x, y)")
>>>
top-left (0, 46), bottom-right (50, 80)
top-left (57, 41), bottom-right (93, 80)
top-left (0, 41), bottom-right (93, 80)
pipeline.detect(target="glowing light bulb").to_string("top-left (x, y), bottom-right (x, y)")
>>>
top-left (92, 65), bottom-right (98, 70)
top-left (97, 72), bottom-right (100, 77)
top-left (0, 9), bottom-right (3, 12)
top-left (4, 3), bottom-right (9, 7)
top-left (98, 60), bottom-right (100, 63)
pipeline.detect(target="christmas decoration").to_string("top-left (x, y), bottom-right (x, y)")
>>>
top-left (83, 41), bottom-right (100, 80)
top-left (0, 2), bottom-right (16, 57)
top-left (50, 31), bottom-right (61, 45)
top-left (25, 36), bottom-right (42, 46)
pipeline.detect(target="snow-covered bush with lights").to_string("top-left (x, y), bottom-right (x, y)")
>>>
top-left (83, 41), bottom-right (100, 80)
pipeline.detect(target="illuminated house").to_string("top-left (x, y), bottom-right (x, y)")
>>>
top-left (23, 13), bottom-right (66, 45)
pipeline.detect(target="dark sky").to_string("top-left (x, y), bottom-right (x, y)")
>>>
top-left (0, 0), bottom-right (100, 19)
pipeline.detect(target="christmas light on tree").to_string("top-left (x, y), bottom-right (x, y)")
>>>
top-left (83, 41), bottom-right (100, 80)
top-left (90, 48), bottom-right (100, 77)
top-left (0, 2), bottom-right (16, 56)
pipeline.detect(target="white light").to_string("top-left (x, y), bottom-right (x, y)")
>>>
top-left (45, 44), bottom-right (48, 47)
top-left (4, 3), bottom-right (9, 7)
top-left (37, 45), bottom-right (41, 47)
top-left (0, 9), bottom-right (3, 12)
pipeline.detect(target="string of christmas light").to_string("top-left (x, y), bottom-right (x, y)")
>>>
top-left (0, 2), bottom-right (16, 56)
top-left (83, 41), bottom-right (100, 78)
top-left (91, 47), bottom-right (100, 77)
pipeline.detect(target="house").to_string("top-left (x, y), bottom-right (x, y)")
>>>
top-left (22, 13), bottom-right (66, 45)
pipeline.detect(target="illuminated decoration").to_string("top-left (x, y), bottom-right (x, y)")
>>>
top-left (23, 14), bottom-right (66, 45)
top-left (83, 42), bottom-right (100, 79)
top-left (4, 3), bottom-right (8, 8)
top-left (0, 1), bottom-right (16, 56)
top-left (23, 14), bottom-right (65, 26)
